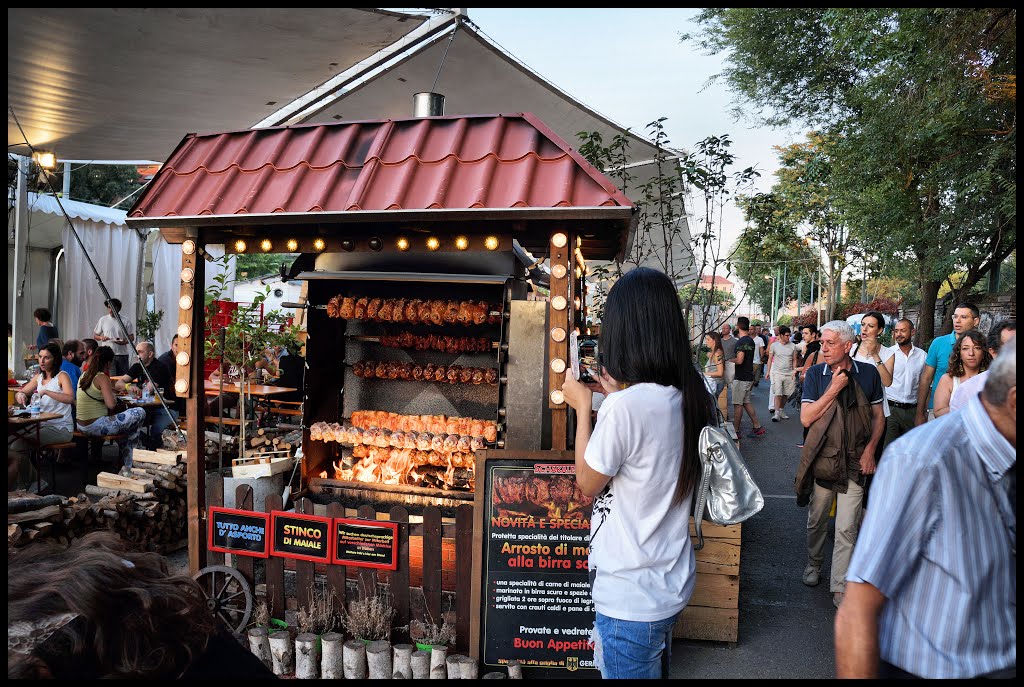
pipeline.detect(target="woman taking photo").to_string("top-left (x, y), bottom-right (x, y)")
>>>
top-left (76, 347), bottom-right (147, 468)
top-left (932, 330), bottom-right (991, 417)
top-left (10, 342), bottom-right (74, 490)
top-left (561, 267), bottom-right (716, 679)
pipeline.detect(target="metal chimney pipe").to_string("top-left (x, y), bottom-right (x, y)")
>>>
top-left (413, 92), bottom-right (445, 117)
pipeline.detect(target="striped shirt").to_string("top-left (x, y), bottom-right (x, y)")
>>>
top-left (846, 395), bottom-right (1016, 678)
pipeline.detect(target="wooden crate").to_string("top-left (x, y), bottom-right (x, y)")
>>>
top-left (230, 455), bottom-right (293, 478)
top-left (675, 519), bottom-right (741, 643)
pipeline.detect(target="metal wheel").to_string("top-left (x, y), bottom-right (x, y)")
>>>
top-left (193, 565), bottom-right (253, 635)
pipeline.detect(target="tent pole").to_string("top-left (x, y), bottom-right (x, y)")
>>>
top-left (12, 156), bottom-right (30, 376)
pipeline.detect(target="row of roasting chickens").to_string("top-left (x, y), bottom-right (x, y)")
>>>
top-left (310, 422), bottom-right (488, 453)
top-left (378, 332), bottom-right (491, 353)
top-left (326, 295), bottom-right (501, 326)
top-left (350, 410), bottom-right (498, 439)
top-left (352, 360), bottom-right (498, 385)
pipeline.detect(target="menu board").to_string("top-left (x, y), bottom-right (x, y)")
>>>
top-left (270, 511), bottom-right (333, 563)
top-left (477, 454), bottom-right (597, 676)
top-left (333, 518), bottom-right (398, 570)
top-left (208, 507), bottom-right (270, 558)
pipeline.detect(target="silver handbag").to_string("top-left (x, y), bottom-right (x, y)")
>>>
top-left (692, 424), bottom-right (764, 550)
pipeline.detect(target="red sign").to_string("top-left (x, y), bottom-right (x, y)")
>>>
top-left (270, 511), bottom-right (333, 563)
top-left (208, 507), bottom-right (270, 558)
top-left (332, 518), bottom-right (399, 570)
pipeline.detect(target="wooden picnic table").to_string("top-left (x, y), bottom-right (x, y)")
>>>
top-left (203, 381), bottom-right (297, 397)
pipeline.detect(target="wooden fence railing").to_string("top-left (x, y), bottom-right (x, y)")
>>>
top-left (206, 483), bottom-right (474, 652)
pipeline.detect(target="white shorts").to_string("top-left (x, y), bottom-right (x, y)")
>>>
top-left (770, 374), bottom-right (796, 398)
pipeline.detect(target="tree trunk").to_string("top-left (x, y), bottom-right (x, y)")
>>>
top-left (366, 640), bottom-right (393, 679)
top-left (393, 644), bottom-right (414, 680)
top-left (445, 653), bottom-right (462, 679)
top-left (428, 645), bottom-right (448, 679)
top-left (343, 639), bottom-right (368, 679)
top-left (410, 650), bottom-right (431, 679)
top-left (916, 278), bottom-right (942, 348)
top-left (246, 627), bottom-right (272, 669)
top-left (269, 630), bottom-right (293, 676)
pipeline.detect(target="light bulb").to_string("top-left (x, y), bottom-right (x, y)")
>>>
top-left (454, 236), bottom-right (469, 250)
top-left (286, 239), bottom-right (299, 252)
top-left (174, 379), bottom-right (189, 395)
top-left (313, 238), bottom-right (327, 252)
top-left (176, 351), bottom-right (190, 366)
top-left (484, 236), bottom-right (499, 250)
top-left (551, 233), bottom-right (568, 248)
top-left (550, 327), bottom-right (566, 343)
top-left (179, 295), bottom-right (193, 310)
top-left (397, 237), bottom-right (410, 251)
top-left (426, 237), bottom-right (440, 251)
top-left (180, 267), bottom-right (194, 283)
top-left (177, 324), bottom-right (191, 339)
top-left (551, 264), bottom-right (567, 279)
top-left (551, 296), bottom-right (567, 311)
top-left (181, 239), bottom-right (196, 255)
top-left (550, 359), bottom-right (566, 374)
top-left (550, 390), bottom-right (565, 405)
top-left (233, 239), bottom-right (247, 253)
top-left (260, 239), bottom-right (273, 252)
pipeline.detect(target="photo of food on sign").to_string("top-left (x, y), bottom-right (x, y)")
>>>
top-left (492, 470), bottom-right (593, 521)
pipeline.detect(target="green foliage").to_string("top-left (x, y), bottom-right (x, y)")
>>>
top-left (679, 285), bottom-right (734, 310)
top-left (204, 257), bottom-right (301, 373)
top-left (840, 297), bottom-right (901, 319)
top-left (235, 253), bottom-right (296, 281)
top-left (70, 164), bottom-right (143, 207)
top-left (687, 8), bottom-right (1016, 342)
top-left (136, 310), bottom-right (164, 343)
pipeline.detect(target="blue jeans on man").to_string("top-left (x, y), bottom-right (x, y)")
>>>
top-left (147, 408), bottom-right (179, 448)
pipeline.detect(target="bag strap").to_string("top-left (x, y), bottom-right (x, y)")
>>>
top-left (692, 427), bottom-right (717, 551)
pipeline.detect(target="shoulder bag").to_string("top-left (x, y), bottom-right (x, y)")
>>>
top-left (692, 422), bottom-right (765, 550)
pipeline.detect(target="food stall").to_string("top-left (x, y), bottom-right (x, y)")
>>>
top-left (126, 112), bottom-right (636, 574)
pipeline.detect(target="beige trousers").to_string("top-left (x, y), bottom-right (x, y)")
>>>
top-left (806, 477), bottom-right (864, 593)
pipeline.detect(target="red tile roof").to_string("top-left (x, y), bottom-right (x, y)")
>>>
top-left (699, 275), bottom-right (734, 287)
top-left (128, 113), bottom-right (633, 220)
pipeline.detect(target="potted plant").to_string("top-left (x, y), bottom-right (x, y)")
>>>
top-left (341, 593), bottom-right (396, 644)
top-left (296, 584), bottom-right (339, 651)
top-left (410, 604), bottom-right (456, 653)
top-left (136, 309), bottom-right (164, 343)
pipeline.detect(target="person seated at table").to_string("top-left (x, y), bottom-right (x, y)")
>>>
top-left (59, 339), bottom-right (85, 394)
top-left (80, 338), bottom-right (99, 371)
top-left (205, 361), bottom-right (240, 417)
top-left (157, 335), bottom-right (187, 415)
top-left (113, 342), bottom-right (176, 449)
top-left (10, 342), bottom-right (74, 491)
top-left (76, 347), bottom-right (147, 468)
top-left (273, 344), bottom-right (305, 403)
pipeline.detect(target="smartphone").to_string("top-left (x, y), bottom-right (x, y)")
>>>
top-left (578, 338), bottom-right (599, 384)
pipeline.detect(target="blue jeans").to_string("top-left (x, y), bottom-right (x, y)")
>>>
top-left (593, 610), bottom-right (680, 679)
top-left (149, 408), bottom-right (179, 445)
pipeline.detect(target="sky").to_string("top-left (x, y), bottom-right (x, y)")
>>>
top-left (467, 8), bottom-right (805, 272)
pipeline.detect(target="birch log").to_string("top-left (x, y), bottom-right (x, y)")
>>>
top-left (366, 640), bottom-right (393, 680)
top-left (410, 649), bottom-right (431, 679)
top-left (458, 655), bottom-right (479, 680)
top-left (445, 654), bottom-right (462, 679)
top-left (507, 660), bottom-right (523, 679)
top-left (321, 632), bottom-right (344, 679)
top-left (393, 643), bottom-right (414, 680)
top-left (269, 630), bottom-right (294, 676)
top-left (483, 673), bottom-right (507, 679)
top-left (295, 633), bottom-right (320, 679)
top-left (429, 645), bottom-right (448, 679)
top-left (246, 627), bottom-right (272, 669)
top-left (343, 639), bottom-right (368, 679)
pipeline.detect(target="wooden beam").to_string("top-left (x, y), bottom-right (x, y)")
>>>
top-left (185, 229), bottom-right (208, 575)
top-left (547, 229), bottom-right (572, 451)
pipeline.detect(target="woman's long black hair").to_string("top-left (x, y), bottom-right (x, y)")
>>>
top-left (600, 267), bottom-right (716, 505)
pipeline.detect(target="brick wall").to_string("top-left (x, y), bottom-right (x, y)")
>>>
top-left (901, 291), bottom-right (1016, 342)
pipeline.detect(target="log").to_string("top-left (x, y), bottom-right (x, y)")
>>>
top-left (8, 504), bottom-right (63, 524)
top-left (321, 632), bottom-right (345, 679)
top-left (367, 640), bottom-right (393, 680)
top-left (295, 632), bottom-right (320, 679)
top-left (458, 655), bottom-right (478, 680)
top-left (8, 524), bottom-right (22, 545)
top-left (343, 639), bottom-right (368, 679)
top-left (269, 630), bottom-right (294, 676)
top-left (483, 672), bottom-right (506, 679)
top-left (394, 670), bottom-right (408, 679)
top-left (410, 649), bottom-right (431, 679)
top-left (445, 654), bottom-right (461, 679)
top-left (429, 645), bottom-right (448, 679)
top-left (247, 627), bottom-right (272, 669)
top-left (507, 660), bottom-right (523, 679)
top-left (96, 472), bottom-right (151, 493)
top-left (7, 494), bottom-right (65, 513)
top-left (393, 643), bottom-right (413, 680)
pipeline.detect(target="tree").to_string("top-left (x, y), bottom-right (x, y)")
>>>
top-left (679, 284), bottom-right (735, 310)
top-left (69, 164), bottom-right (144, 207)
top-left (235, 253), bottom-right (296, 280)
top-left (687, 8), bottom-right (1016, 345)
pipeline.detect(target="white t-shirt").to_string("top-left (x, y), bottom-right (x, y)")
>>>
top-left (585, 383), bottom-right (696, 622)
top-left (769, 341), bottom-right (796, 373)
top-left (94, 313), bottom-right (134, 356)
top-left (752, 336), bottom-right (764, 365)
top-left (851, 343), bottom-right (894, 417)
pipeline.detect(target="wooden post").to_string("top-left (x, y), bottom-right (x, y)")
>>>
top-left (295, 633), bottom-right (320, 679)
top-left (269, 630), bottom-right (294, 676)
top-left (184, 229), bottom-right (207, 575)
top-left (547, 230), bottom-right (572, 450)
top-left (246, 627), bottom-right (272, 669)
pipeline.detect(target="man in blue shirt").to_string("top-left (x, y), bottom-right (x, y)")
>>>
top-left (799, 320), bottom-right (885, 609)
top-left (60, 339), bottom-right (85, 392)
top-left (836, 337), bottom-right (1016, 678)
top-left (915, 302), bottom-right (980, 425)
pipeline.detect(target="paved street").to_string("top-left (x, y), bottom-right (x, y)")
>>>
top-left (670, 381), bottom-right (836, 679)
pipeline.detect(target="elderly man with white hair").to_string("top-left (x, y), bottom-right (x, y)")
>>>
top-left (836, 337), bottom-right (1016, 678)
top-left (795, 320), bottom-right (886, 609)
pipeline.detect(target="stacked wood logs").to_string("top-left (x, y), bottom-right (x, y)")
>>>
top-left (7, 449), bottom-right (189, 554)
top-left (247, 427), bottom-right (303, 459)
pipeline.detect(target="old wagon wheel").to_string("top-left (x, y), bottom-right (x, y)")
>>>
top-left (193, 565), bottom-right (253, 635)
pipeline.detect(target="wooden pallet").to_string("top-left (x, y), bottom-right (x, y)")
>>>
top-left (230, 455), bottom-right (293, 478)
top-left (675, 519), bottom-right (741, 643)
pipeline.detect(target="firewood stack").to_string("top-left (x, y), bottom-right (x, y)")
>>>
top-left (7, 449), bottom-right (189, 555)
top-left (247, 427), bottom-right (303, 459)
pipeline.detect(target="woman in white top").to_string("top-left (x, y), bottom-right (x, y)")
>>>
top-left (561, 267), bottom-right (717, 679)
top-left (9, 342), bottom-right (74, 489)
top-left (850, 311), bottom-right (894, 416)
top-left (933, 330), bottom-right (991, 417)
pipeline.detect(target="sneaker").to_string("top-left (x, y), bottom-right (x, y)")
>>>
top-left (779, 410), bottom-right (790, 419)
top-left (796, 442), bottom-right (805, 448)
top-left (771, 410), bottom-right (780, 422)
top-left (747, 426), bottom-right (767, 438)
top-left (802, 564), bottom-right (820, 587)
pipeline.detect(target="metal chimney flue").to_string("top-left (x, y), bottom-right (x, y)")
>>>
top-left (413, 92), bottom-right (445, 117)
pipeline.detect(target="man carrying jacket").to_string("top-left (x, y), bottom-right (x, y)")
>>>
top-left (795, 320), bottom-right (885, 609)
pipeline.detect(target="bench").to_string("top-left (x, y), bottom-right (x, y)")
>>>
top-left (204, 416), bottom-right (242, 426)
top-left (72, 431), bottom-right (130, 482)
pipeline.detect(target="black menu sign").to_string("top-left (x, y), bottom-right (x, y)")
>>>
top-left (332, 518), bottom-right (398, 570)
top-left (208, 507), bottom-right (270, 558)
top-left (270, 511), bottom-right (332, 562)
top-left (477, 454), bottom-right (597, 676)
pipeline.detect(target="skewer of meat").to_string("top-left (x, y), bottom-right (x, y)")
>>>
top-left (340, 296), bottom-right (355, 319)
